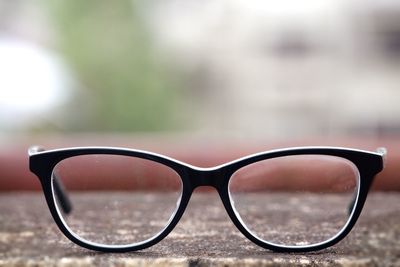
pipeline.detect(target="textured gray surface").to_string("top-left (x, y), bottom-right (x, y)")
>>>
top-left (0, 192), bottom-right (399, 267)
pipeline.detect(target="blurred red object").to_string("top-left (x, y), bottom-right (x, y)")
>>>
top-left (1, 136), bottom-right (399, 191)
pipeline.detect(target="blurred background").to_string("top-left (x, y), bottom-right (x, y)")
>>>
top-left (0, 0), bottom-right (400, 189)
top-left (1, 0), bottom-right (400, 138)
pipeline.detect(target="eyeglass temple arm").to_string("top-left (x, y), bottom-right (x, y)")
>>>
top-left (53, 174), bottom-right (72, 214)
top-left (347, 147), bottom-right (387, 215)
top-left (29, 146), bottom-right (72, 214)
top-left (376, 147), bottom-right (387, 165)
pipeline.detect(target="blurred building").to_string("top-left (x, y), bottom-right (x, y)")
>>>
top-left (147, 0), bottom-right (400, 138)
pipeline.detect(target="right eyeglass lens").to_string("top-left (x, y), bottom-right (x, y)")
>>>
top-left (228, 154), bottom-right (360, 247)
top-left (51, 154), bottom-right (182, 246)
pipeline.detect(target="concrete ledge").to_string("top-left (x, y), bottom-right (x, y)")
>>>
top-left (1, 192), bottom-right (399, 266)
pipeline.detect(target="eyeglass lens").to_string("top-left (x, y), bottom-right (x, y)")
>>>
top-left (228, 155), bottom-right (359, 246)
top-left (51, 154), bottom-right (183, 246)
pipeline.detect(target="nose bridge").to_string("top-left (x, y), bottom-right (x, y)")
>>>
top-left (190, 168), bottom-right (222, 189)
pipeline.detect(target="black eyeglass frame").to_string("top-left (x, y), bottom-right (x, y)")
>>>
top-left (29, 146), bottom-right (386, 253)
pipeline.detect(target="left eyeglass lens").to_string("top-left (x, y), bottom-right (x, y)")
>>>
top-left (51, 154), bottom-right (182, 246)
top-left (228, 155), bottom-right (360, 247)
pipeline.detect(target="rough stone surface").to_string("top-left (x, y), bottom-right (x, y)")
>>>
top-left (0, 192), bottom-right (399, 267)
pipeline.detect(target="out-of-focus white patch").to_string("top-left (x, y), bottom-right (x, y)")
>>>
top-left (0, 36), bottom-right (70, 128)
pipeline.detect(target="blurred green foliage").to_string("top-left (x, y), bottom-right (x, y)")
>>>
top-left (46, 0), bottom-right (182, 132)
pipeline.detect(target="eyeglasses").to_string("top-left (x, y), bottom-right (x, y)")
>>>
top-left (29, 146), bottom-right (386, 252)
